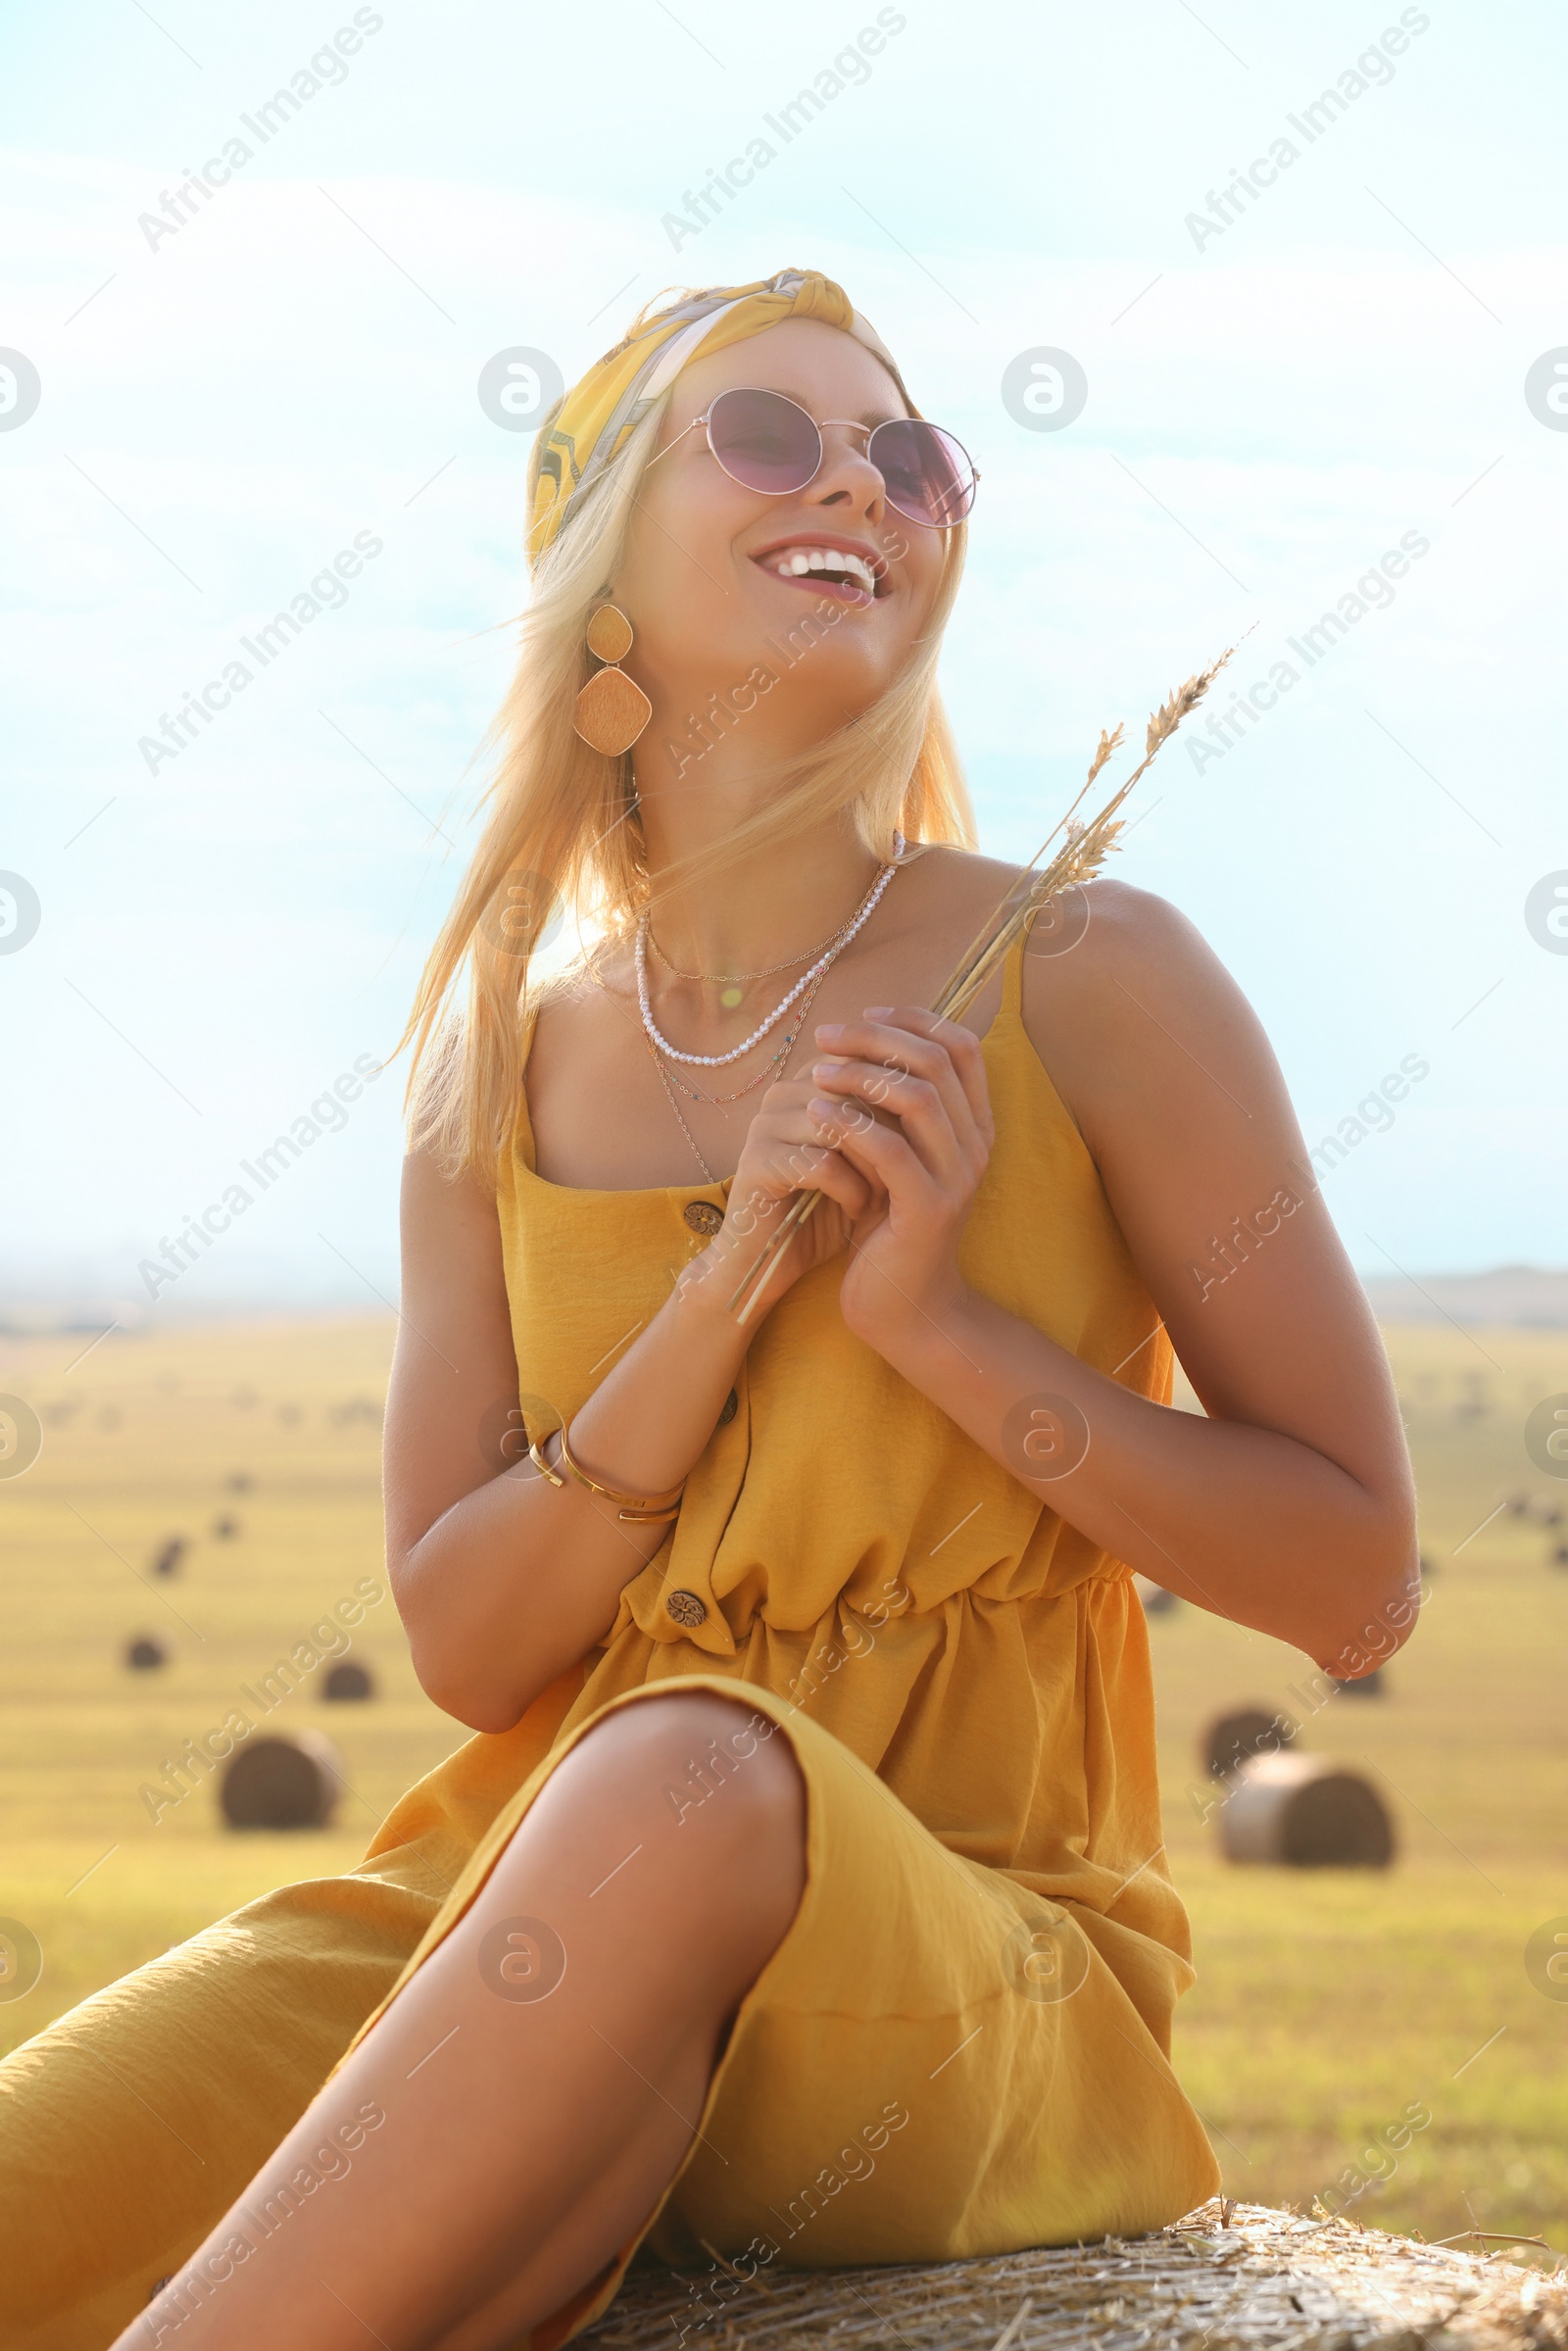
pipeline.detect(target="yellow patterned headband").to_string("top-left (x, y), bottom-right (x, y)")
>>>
top-left (525, 267), bottom-right (914, 565)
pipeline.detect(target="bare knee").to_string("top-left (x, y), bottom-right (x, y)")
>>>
top-left (584, 1692), bottom-right (804, 1852)
top-left (537, 1693), bottom-right (807, 1952)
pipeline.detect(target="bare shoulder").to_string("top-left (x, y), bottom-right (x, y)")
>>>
top-left (901, 840), bottom-right (1029, 926)
top-left (401, 1139), bottom-right (504, 1244)
top-left (527, 959), bottom-right (623, 1053)
top-left (522, 955), bottom-right (641, 1123)
top-left (1027, 874), bottom-right (1236, 1012)
top-left (890, 842), bottom-right (1043, 1009)
top-left (1015, 877), bottom-right (1404, 1472)
top-left (1018, 877), bottom-right (1279, 1157)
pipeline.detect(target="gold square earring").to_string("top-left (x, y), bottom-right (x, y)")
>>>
top-left (572, 603), bottom-right (652, 756)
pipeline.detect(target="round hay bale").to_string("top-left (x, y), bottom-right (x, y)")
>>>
top-left (220, 1732), bottom-right (343, 1831)
top-left (152, 1536), bottom-right (186, 1578)
top-left (1134, 1576), bottom-right (1179, 1616)
top-left (211, 1514), bottom-right (239, 1540)
top-left (124, 1635), bottom-right (167, 1671)
top-left (322, 1660), bottom-right (374, 1702)
top-left (1551, 1542), bottom-right (1568, 1569)
top-left (1220, 1752), bottom-right (1394, 1868)
top-left (1329, 1666), bottom-right (1385, 1696)
top-left (1201, 1706), bottom-right (1292, 1783)
top-left (330, 1396), bottom-right (383, 1428)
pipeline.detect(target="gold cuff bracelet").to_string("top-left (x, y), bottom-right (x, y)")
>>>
top-left (527, 1426), bottom-right (685, 1524)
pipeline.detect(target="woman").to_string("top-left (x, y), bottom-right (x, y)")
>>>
top-left (3, 269), bottom-right (1418, 2351)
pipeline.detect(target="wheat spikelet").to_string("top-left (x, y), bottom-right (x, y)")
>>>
top-left (1086, 724), bottom-right (1124, 789)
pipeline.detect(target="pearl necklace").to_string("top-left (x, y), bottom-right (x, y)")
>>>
top-left (643, 959), bottom-right (834, 1184)
top-left (657, 956), bottom-right (832, 1105)
top-left (635, 839), bottom-right (903, 1069)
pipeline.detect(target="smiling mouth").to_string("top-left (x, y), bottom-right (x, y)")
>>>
top-left (752, 543), bottom-right (887, 605)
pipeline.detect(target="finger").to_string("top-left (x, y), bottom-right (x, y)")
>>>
top-left (869, 1005), bottom-right (992, 1142)
top-left (805, 1106), bottom-right (891, 1233)
top-left (808, 1055), bottom-right (968, 1191)
top-left (859, 1007), bottom-right (994, 1144)
top-left (761, 1118), bottom-right (873, 1222)
top-left (757, 1074), bottom-right (831, 1115)
top-left (808, 1093), bottom-right (936, 1209)
top-left (814, 1011), bottom-right (993, 1159)
top-left (799, 1146), bottom-right (873, 1223)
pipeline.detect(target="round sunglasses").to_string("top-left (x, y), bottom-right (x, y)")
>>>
top-left (648, 384), bottom-right (979, 530)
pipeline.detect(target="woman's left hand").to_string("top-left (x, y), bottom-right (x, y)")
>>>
top-left (807, 1007), bottom-right (995, 1350)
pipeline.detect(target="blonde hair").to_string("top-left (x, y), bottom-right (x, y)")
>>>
top-left (401, 380), bottom-right (976, 1186)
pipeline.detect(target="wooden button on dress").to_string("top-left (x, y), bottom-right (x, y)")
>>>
top-left (683, 1200), bottom-right (723, 1236)
top-left (665, 1589), bottom-right (708, 1629)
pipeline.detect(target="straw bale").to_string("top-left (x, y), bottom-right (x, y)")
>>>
top-left (581, 2199), bottom-right (1567, 2351)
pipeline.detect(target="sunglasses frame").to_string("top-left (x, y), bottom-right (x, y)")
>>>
top-left (646, 384), bottom-right (979, 530)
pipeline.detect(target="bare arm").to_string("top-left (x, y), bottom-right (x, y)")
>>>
top-left (383, 1151), bottom-right (739, 1732)
top-left (383, 1082), bottom-right (879, 1733)
top-left (808, 882), bottom-right (1419, 1673)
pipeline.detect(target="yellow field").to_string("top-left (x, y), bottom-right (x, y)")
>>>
top-left (2, 1314), bottom-right (1565, 2251)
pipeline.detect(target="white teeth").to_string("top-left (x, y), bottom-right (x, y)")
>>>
top-left (772, 546), bottom-right (877, 591)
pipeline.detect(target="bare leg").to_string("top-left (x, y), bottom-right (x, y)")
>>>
top-left (122, 1692), bottom-right (807, 2351)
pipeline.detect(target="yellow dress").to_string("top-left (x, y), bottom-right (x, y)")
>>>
top-left (0, 931), bottom-right (1219, 2350)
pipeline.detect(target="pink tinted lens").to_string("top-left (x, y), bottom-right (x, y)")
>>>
top-left (706, 387), bottom-right (822, 494)
top-left (870, 419), bottom-right (976, 527)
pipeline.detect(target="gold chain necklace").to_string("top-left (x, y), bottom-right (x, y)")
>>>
top-left (647, 1050), bottom-right (717, 1182)
top-left (646, 959), bottom-right (832, 1181)
top-left (647, 916), bottom-right (845, 989)
top-left (646, 832), bottom-right (906, 990)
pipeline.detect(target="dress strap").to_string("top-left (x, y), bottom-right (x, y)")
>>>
top-left (512, 999), bottom-right (543, 1174)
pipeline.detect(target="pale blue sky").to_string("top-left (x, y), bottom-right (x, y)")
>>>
top-left (1, 0), bottom-right (1565, 1318)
